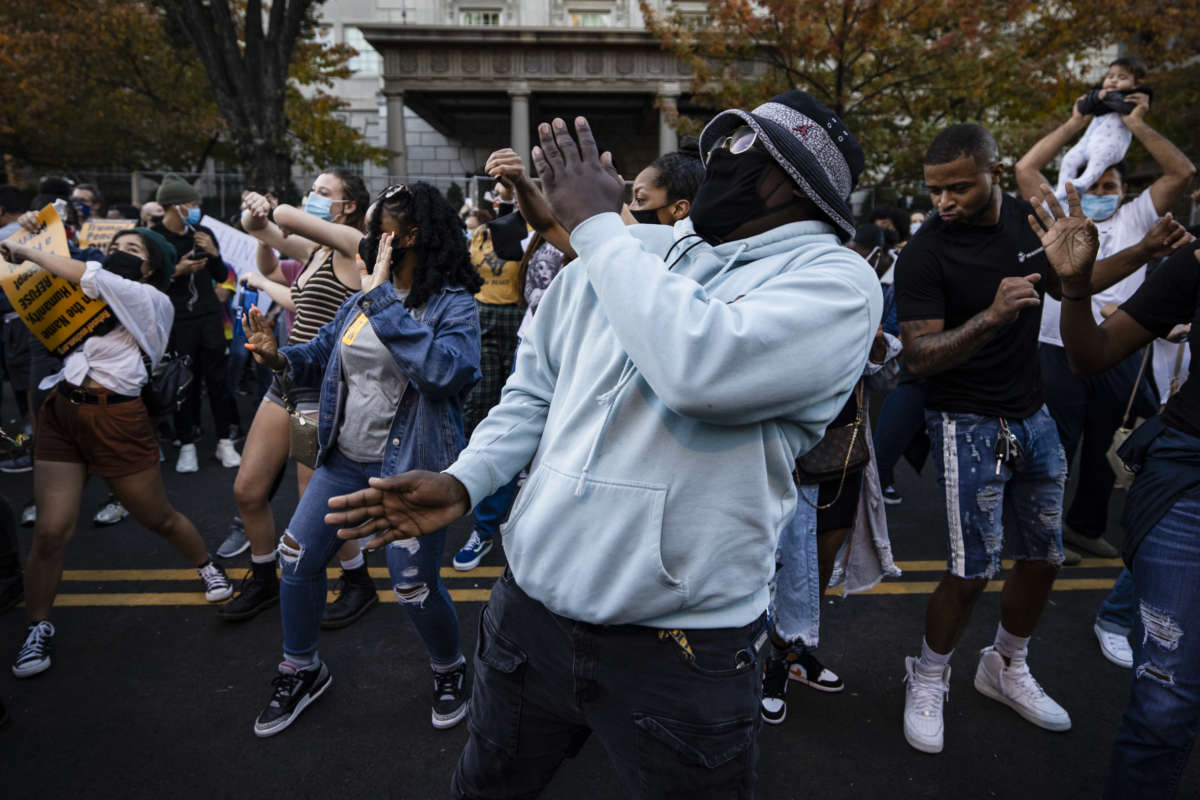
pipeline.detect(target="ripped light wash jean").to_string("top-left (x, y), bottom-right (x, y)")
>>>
top-left (1105, 493), bottom-right (1200, 799)
top-left (279, 448), bottom-right (461, 665)
top-left (926, 406), bottom-right (1067, 579)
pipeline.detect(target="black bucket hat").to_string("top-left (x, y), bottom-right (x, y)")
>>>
top-left (699, 90), bottom-right (864, 239)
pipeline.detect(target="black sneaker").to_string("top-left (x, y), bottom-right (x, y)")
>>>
top-left (787, 647), bottom-right (845, 693)
top-left (432, 663), bottom-right (469, 729)
top-left (218, 566), bottom-right (280, 622)
top-left (882, 485), bottom-right (902, 505)
top-left (253, 662), bottom-right (332, 738)
top-left (761, 654), bottom-right (789, 725)
top-left (321, 569), bottom-right (378, 630)
top-left (0, 575), bottom-right (22, 614)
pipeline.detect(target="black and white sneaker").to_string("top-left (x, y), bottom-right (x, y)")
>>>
top-left (13, 620), bottom-right (54, 678)
top-left (761, 654), bottom-right (789, 725)
top-left (198, 560), bottom-right (233, 602)
top-left (253, 662), bottom-right (332, 738)
top-left (431, 663), bottom-right (469, 729)
top-left (787, 647), bottom-right (845, 693)
top-left (882, 485), bottom-right (902, 505)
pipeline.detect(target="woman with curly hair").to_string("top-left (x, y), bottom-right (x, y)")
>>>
top-left (242, 183), bottom-right (482, 737)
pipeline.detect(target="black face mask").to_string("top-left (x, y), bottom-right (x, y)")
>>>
top-left (690, 148), bottom-right (796, 243)
top-left (630, 206), bottom-right (670, 225)
top-left (103, 250), bottom-right (146, 282)
top-left (357, 234), bottom-right (408, 275)
top-left (149, 214), bottom-right (165, 227)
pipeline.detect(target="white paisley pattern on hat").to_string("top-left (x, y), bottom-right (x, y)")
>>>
top-left (754, 102), bottom-right (853, 199)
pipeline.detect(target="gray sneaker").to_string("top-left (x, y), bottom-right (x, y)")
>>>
top-left (217, 517), bottom-right (250, 559)
top-left (93, 498), bottom-right (129, 527)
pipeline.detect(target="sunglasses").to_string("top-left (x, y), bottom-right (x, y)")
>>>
top-left (378, 184), bottom-right (413, 203)
top-left (707, 125), bottom-right (760, 161)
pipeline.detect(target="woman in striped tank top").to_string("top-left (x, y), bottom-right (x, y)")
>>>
top-left (219, 169), bottom-right (376, 626)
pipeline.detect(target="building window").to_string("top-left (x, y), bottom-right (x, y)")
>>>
top-left (461, 8), bottom-right (502, 25)
top-left (569, 11), bottom-right (611, 27)
top-left (345, 28), bottom-right (382, 76)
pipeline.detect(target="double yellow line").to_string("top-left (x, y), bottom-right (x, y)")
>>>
top-left (35, 559), bottom-right (1124, 608)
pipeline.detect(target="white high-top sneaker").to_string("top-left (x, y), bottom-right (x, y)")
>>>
top-left (974, 646), bottom-right (1071, 731)
top-left (903, 656), bottom-right (950, 754)
top-left (216, 438), bottom-right (242, 468)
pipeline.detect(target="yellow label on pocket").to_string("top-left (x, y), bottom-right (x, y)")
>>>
top-left (341, 313), bottom-right (369, 345)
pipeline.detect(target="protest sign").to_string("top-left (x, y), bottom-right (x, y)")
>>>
top-left (0, 206), bottom-right (117, 356)
top-left (200, 215), bottom-right (259, 280)
top-left (78, 219), bottom-right (135, 251)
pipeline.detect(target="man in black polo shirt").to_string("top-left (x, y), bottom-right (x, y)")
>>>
top-left (894, 124), bottom-right (1074, 754)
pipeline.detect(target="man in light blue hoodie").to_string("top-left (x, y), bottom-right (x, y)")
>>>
top-left (325, 91), bottom-right (882, 798)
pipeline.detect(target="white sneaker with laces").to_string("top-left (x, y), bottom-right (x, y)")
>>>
top-left (903, 656), bottom-right (949, 753)
top-left (176, 443), bottom-right (199, 473)
top-left (973, 646), bottom-right (1071, 731)
top-left (1093, 623), bottom-right (1133, 669)
top-left (216, 438), bottom-right (242, 468)
top-left (93, 500), bottom-right (129, 526)
top-left (13, 621), bottom-right (55, 678)
top-left (198, 561), bottom-right (233, 602)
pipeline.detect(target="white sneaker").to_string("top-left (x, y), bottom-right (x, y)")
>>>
top-left (1094, 623), bottom-right (1133, 669)
top-left (215, 438), bottom-right (242, 468)
top-left (13, 621), bottom-right (55, 678)
top-left (176, 443), bottom-right (199, 473)
top-left (973, 646), bottom-right (1071, 731)
top-left (198, 561), bottom-right (233, 602)
top-left (903, 656), bottom-right (949, 754)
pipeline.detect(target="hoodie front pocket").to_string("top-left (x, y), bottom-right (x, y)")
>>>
top-left (500, 464), bottom-right (687, 623)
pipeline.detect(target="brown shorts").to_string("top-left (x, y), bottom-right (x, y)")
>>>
top-left (35, 386), bottom-right (160, 478)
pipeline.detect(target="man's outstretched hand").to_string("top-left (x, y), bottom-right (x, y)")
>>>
top-left (325, 471), bottom-right (472, 551)
top-left (1027, 181), bottom-right (1099, 292)
top-left (531, 116), bottom-right (624, 232)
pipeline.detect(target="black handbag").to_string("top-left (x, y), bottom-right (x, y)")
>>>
top-left (141, 351), bottom-right (194, 418)
top-left (793, 383), bottom-right (869, 509)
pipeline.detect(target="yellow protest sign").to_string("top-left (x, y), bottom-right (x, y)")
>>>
top-left (78, 219), bottom-right (135, 251)
top-left (0, 206), bottom-right (118, 357)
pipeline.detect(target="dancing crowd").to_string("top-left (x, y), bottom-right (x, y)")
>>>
top-left (2, 54), bottom-right (1199, 799)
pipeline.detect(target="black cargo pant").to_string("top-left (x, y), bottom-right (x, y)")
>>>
top-left (452, 569), bottom-right (766, 799)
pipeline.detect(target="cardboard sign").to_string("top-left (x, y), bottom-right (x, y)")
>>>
top-left (0, 206), bottom-right (117, 356)
top-left (78, 219), bottom-right (135, 251)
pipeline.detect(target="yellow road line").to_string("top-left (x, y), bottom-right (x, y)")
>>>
top-left (31, 578), bottom-right (1118, 608)
top-left (59, 567), bottom-right (505, 582)
top-left (894, 558), bottom-right (1122, 571)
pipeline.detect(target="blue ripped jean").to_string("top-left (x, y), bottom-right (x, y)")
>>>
top-left (1097, 568), bottom-right (1136, 636)
top-left (1105, 493), bottom-right (1200, 799)
top-left (926, 406), bottom-right (1067, 579)
top-left (278, 449), bottom-right (461, 665)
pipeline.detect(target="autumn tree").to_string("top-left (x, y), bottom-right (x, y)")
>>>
top-left (642, 0), bottom-right (1197, 188)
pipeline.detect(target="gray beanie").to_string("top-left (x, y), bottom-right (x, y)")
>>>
top-left (156, 175), bottom-right (199, 206)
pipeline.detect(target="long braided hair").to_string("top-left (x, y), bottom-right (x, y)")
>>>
top-left (359, 182), bottom-right (481, 310)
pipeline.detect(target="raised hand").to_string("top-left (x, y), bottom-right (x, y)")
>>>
top-left (364, 231), bottom-right (393, 293)
top-left (325, 471), bottom-right (472, 551)
top-left (1121, 92), bottom-right (1150, 126)
top-left (0, 241), bottom-right (29, 264)
top-left (486, 148), bottom-right (529, 186)
top-left (1027, 181), bottom-right (1099, 288)
top-left (243, 306), bottom-right (284, 369)
top-left (530, 116), bottom-right (625, 232)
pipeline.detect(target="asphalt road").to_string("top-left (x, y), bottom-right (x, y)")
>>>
top-left (1, 395), bottom-right (1196, 799)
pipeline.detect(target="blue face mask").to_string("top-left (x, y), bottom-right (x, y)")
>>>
top-left (182, 206), bottom-right (202, 226)
top-left (1080, 193), bottom-right (1119, 221)
top-left (304, 193), bottom-right (335, 221)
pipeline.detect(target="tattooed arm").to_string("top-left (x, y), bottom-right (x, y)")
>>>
top-left (900, 273), bottom-right (1043, 377)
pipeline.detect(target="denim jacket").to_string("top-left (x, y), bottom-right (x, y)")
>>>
top-left (279, 281), bottom-right (481, 476)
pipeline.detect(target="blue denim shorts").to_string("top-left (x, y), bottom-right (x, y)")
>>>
top-left (926, 405), bottom-right (1067, 579)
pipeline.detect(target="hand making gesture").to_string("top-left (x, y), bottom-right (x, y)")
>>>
top-left (325, 471), bottom-right (472, 552)
top-left (242, 306), bottom-right (286, 371)
top-left (1026, 181), bottom-right (1100, 293)
top-left (361, 231), bottom-right (393, 293)
top-left (530, 116), bottom-right (625, 231)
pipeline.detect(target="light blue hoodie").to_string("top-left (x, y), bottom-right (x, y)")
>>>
top-left (445, 212), bottom-right (882, 629)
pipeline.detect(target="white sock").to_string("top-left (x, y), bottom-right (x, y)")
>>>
top-left (340, 552), bottom-right (365, 571)
top-left (993, 623), bottom-right (1030, 662)
top-left (250, 551), bottom-right (277, 565)
top-left (918, 638), bottom-right (952, 675)
top-left (282, 650), bottom-right (319, 672)
top-left (432, 655), bottom-right (466, 674)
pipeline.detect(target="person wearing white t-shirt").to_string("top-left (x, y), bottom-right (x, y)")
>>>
top-left (1016, 96), bottom-right (1195, 552)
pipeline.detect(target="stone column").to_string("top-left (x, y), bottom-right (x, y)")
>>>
top-left (384, 89), bottom-right (408, 179)
top-left (657, 82), bottom-right (681, 156)
top-left (509, 82), bottom-right (532, 168)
